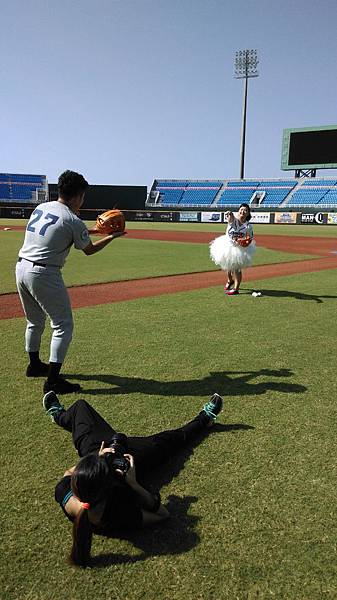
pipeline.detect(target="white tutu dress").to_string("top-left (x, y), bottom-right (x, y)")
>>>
top-left (209, 218), bottom-right (256, 272)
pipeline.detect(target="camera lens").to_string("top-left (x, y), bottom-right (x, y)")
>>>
top-left (106, 432), bottom-right (129, 474)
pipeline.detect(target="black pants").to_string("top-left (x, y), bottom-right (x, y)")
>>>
top-left (55, 399), bottom-right (209, 474)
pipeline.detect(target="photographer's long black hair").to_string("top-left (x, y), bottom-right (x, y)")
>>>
top-left (70, 454), bottom-right (111, 567)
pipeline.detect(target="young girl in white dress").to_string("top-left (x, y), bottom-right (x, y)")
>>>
top-left (209, 203), bottom-right (256, 295)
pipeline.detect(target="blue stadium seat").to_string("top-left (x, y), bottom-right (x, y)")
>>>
top-left (147, 177), bottom-right (337, 210)
top-left (0, 173), bottom-right (47, 203)
top-left (160, 189), bottom-right (184, 205)
top-left (179, 189), bottom-right (219, 206)
top-left (229, 181), bottom-right (260, 187)
top-left (0, 184), bottom-right (10, 198)
top-left (302, 179), bottom-right (337, 186)
top-left (217, 189), bottom-right (254, 206)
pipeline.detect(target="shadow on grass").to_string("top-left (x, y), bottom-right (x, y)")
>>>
top-left (138, 422), bottom-right (255, 489)
top-left (246, 287), bottom-right (337, 303)
top-left (90, 422), bottom-right (254, 568)
top-left (91, 494), bottom-right (200, 567)
top-left (66, 368), bottom-right (306, 398)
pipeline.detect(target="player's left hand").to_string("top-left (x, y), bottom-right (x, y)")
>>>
top-left (110, 231), bottom-right (127, 239)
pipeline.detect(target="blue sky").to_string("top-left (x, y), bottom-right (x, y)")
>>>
top-left (1, 0), bottom-right (337, 186)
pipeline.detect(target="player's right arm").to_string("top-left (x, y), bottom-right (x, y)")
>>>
top-left (82, 231), bottom-right (126, 255)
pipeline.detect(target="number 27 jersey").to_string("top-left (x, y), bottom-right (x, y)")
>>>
top-left (19, 201), bottom-right (90, 267)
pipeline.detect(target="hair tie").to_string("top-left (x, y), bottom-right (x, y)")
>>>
top-left (81, 502), bottom-right (90, 510)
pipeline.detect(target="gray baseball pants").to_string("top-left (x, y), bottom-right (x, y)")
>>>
top-left (15, 258), bottom-right (73, 363)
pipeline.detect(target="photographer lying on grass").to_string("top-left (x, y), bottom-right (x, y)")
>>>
top-left (43, 392), bottom-right (223, 567)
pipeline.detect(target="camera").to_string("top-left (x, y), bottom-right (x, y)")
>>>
top-left (106, 432), bottom-right (130, 474)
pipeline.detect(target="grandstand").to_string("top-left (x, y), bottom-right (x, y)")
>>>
top-left (0, 173), bottom-right (48, 205)
top-left (146, 177), bottom-right (337, 211)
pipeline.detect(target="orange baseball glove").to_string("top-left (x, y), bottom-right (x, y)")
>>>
top-left (236, 234), bottom-right (253, 247)
top-left (94, 209), bottom-right (125, 235)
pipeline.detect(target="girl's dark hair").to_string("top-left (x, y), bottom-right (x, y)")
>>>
top-left (239, 203), bottom-right (252, 221)
top-left (68, 455), bottom-right (136, 567)
top-left (58, 170), bottom-right (89, 203)
top-left (69, 454), bottom-right (111, 567)
top-left (69, 508), bottom-right (93, 567)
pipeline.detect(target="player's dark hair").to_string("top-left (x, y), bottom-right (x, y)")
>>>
top-left (58, 170), bottom-right (89, 203)
top-left (239, 203), bottom-right (252, 221)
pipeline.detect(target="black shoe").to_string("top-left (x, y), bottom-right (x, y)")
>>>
top-left (43, 378), bottom-right (82, 395)
top-left (200, 393), bottom-right (224, 425)
top-left (26, 361), bottom-right (49, 377)
top-left (43, 391), bottom-right (65, 421)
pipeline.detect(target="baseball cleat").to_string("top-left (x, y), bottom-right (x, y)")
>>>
top-left (26, 361), bottom-right (49, 377)
top-left (43, 391), bottom-right (65, 421)
top-left (225, 289), bottom-right (239, 295)
top-left (43, 378), bottom-right (82, 395)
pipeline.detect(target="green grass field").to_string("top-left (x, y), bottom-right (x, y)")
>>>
top-left (1, 220), bottom-right (337, 600)
top-left (0, 223), bottom-right (319, 294)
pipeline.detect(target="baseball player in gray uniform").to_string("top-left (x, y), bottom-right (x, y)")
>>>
top-left (16, 170), bottom-right (125, 394)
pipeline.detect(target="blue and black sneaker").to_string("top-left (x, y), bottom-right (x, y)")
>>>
top-left (201, 393), bottom-right (224, 425)
top-left (43, 391), bottom-right (65, 422)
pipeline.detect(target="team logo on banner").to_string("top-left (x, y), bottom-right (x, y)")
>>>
top-left (314, 212), bottom-right (324, 224)
top-left (301, 212), bottom-right (326, 224)
top-left (201, 212), bottom-right (221, 223)
top-left (274, 212), bottom-right (297, 224)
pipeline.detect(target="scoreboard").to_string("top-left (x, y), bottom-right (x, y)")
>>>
top-left (281, 125), bottom-right (337, 170)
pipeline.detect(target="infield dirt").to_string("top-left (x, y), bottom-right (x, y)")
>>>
top-left (1, 229), bottom-right (337, 320)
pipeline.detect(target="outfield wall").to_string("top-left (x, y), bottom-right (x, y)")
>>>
top-left (121, 210), bottom-right (337, 225)
top-left (1, 205), bottom-right (337, 225)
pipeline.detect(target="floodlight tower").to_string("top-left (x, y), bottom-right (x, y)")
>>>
top-left (234, 49), bottom-right (259, 180)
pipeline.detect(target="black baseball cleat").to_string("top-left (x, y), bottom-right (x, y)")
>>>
top-left (43, 377), bottom-right (82, 395)
top-left (200, 393), bottom-right (224, 425)
top-left (26, 361), bottom-right (49, 377)
top-left (43, 391), bottom-right (65, 421)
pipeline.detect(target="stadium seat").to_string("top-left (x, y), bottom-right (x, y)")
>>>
top-left (0, 173), bottom-right (47, 204)
top-left (146, 177), bottom-right (337, 210)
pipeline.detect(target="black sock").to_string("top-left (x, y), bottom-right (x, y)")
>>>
top-left (29, 351), bottom-right (41, 366)
top-left (47, 362), bottom-right (62, 383)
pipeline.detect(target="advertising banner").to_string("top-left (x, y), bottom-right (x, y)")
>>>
top-left (274, 212), bottom-right (297, 224)
top-left (200, 212), bottom-right (222, 223)
top-left (300, 213), bottom-right (315, 224)
top-left (300, 212), bottom-right (327, 225)
top-left (9, 207), bottom-right (29, 218)
top-left (0, 206), bottom-right (34, 219)
top-left (250, 212), bottom-right (271, 224)
top-left (327, 213), bottom-right (337, 225)
top-left (179, 212), bottom-right (199, 222)
top-left (127, 211), bottom-right (178, 222)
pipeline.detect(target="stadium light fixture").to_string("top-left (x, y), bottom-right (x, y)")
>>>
top-left (234, 49), bottom-right (259, 179)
